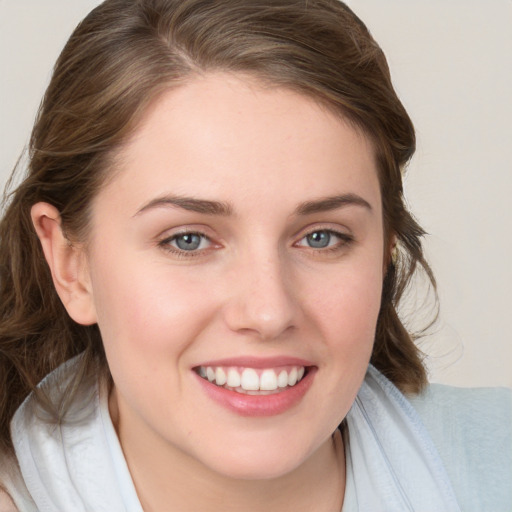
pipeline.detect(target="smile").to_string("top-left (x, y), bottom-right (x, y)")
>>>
top-left (193, 357), bottom-right (316, 416)
top-left (196, 366), bottom-right (307, 394)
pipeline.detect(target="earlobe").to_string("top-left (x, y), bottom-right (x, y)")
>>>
top-left (384, 235), bottom-right (398, 272)
top-left (31, 202), bottom-right (97, 326)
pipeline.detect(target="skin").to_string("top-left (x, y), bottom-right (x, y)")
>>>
top-left (32, 73), bottom-right (386, 511)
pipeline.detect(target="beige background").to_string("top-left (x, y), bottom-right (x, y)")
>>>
top-left (1, 0), bottom-right (511, 387)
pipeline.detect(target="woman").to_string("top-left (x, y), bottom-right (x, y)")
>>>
top-left (0, 1), bottom-right (510, 511)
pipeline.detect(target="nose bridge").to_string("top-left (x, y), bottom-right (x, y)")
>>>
top-left (224, 241), bottom-right (298, 339)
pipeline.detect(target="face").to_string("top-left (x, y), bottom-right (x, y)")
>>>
top-left (83, 73), bottom-right (385, 480)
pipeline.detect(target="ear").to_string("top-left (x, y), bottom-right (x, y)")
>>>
top-left (31, 202), bottom-right (97, 325)
top-left (385, 234), bottom-right (398, 271)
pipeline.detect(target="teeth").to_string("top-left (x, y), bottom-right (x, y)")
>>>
top-left (277, 370), bottom-right (288, 388)
top-left (215, 367), bottom-right (227, 386)
top-left (260, 369), bottom-right (278, 391)
top-left (226, 368), bottom-right (241, 387)
top-left (241, 369), bottom-right (259, 391)
top-left (198, 365), bottom-right (306, 392)
top-left (288, 367), bottom-right (298, 386)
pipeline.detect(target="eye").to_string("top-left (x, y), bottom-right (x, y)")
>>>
top-left (296, 229), bottom-right (352, 250)
top-left (304, 230), bottom-right (333, 249)
top-left (161, 232), bottom-right (212, 252)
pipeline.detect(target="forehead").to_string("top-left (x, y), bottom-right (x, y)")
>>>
top-left (99, 72), bottom-right (380, 216)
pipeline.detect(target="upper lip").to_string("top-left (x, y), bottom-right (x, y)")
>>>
top-left (193, 356), bottom-right (314, 369)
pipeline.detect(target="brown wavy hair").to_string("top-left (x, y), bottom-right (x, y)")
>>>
top-left (0, 0), bottom-right (435, 455)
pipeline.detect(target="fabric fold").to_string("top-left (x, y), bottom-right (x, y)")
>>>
top-left (11, 356), bottom-right (142, 512)
top-left (342, 366), bottom-right (461, 511)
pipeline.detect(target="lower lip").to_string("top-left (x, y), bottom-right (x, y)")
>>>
top-left (194, 368), bottom-right (316, 417)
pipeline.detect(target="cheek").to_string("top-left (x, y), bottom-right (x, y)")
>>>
top-left (88, 250), bottom-right (217, 363)
top-left (300, 261), bottom-right (383, 410)
top-left (305, 262), bottom-right (383, 341)
top-left (296, 263), bottom-right (383, 437)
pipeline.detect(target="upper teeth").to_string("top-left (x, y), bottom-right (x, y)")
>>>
top-left (198, 366), bottom-right (306, 392)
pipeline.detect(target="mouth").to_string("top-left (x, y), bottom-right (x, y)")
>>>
top-left (194, 365), bottom-right (308, 395)
top-left (193, 361), bottom-right (316, 416)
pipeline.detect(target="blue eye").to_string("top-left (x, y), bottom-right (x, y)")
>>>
top-left (174, 233), bottom-right (202, 250)
top-left (306, 230), bottom-right (332, 248)
top-left (297, 229), bottom-right (352, 250)
top-left (162, 232), bottom-right (211, 252)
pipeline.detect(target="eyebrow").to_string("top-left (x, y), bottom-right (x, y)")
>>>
top-left (135, 193), bottom-right (371, 217)
top-left (295, 193), bottom-right (372, 215)
top-left (135, 195), bottom-right (233, 216)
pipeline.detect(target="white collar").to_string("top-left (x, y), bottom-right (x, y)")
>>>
top-left (11, 356), bottom-right (142, 512)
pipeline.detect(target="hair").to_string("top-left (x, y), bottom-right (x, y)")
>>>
top-left (0, 0), bottom-right (436, 455)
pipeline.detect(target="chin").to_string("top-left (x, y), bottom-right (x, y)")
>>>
top-left (207, 454), bottom-right (304, 481)
top-left (194, 432), bottom-right (319, 481)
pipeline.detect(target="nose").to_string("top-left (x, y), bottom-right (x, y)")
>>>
top-left (222, 249), bottom-right (300, 340)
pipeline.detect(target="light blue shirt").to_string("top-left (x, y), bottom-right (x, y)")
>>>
top-left (408, 384), bottom-right (512, 512)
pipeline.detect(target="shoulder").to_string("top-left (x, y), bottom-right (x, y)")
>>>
top-left (408, 383), bottom-right (512, 512)
top-left (408, 383), bottom-right (512, 438)
top-left (408, 383), bottom-right (512, 453)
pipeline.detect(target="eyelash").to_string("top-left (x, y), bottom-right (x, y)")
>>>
top-left (158, 231), bottom-right (214, 258)
top-left (295, 228), bottom-right (354, 253)
top-left (158, 228), bottom-right (354, 258)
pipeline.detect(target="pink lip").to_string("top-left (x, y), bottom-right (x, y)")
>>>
top-left (194, 366), bottom-right (317, 417)
top-left (194, 355), bottom-right (314, 369)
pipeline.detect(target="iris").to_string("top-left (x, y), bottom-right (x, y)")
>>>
top-left (306, 231), bottom-right (332, 248)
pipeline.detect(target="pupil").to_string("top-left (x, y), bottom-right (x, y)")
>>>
top-left (307, 231), bottom-right (330, 248)
top-left (176, 234), bottom-right (201, 250)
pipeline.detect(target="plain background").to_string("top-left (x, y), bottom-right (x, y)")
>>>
top-left (1, 0), bottom-right (511, 387)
